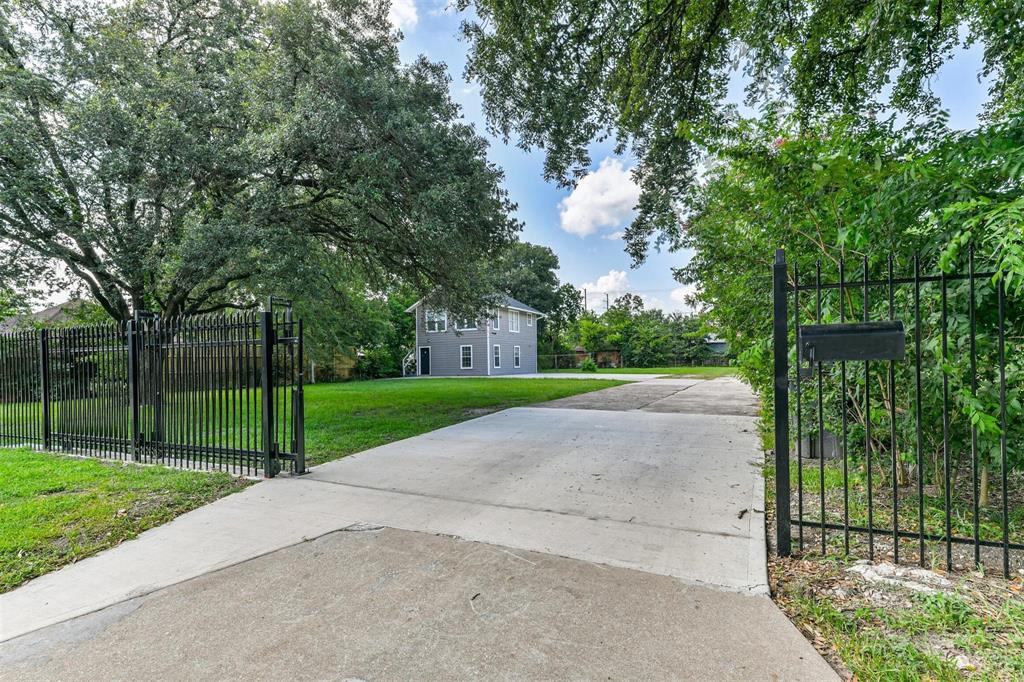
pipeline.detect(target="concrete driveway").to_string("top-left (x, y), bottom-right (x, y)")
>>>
top-left (0, 377), bottom-right (835, 680)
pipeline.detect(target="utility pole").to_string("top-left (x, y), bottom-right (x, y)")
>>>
top-left (605, 293), bottom-right (610, 311)
top-left (582, 288), bottom-right (587, 313)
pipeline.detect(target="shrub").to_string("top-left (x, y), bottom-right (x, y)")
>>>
top-left (579, 357), bottom-right (598, 372)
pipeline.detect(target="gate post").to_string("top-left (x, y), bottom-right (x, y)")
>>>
top-left (39, 329), bottom-right (51, 450)
top-left (773, 249), bottom-right (792, 556)
top-left (294, 318), bottom-right (306, 474)
top-left (127, 319), bottom-right (141, 461)
top-left (260, 311), bottom-right (277, 477)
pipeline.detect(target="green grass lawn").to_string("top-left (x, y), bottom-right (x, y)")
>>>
top-left (542, 366), bottom-right (735, 377)
top-left (1, 377), bottom-right (620, 591)
top-left (302, 377), bottom-right (624, 466)
top-left (0, 449), bottom-right (250, 592)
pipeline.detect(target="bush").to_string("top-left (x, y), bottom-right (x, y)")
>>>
top-left (355, 346), bottom-right (401, 379)
top-left (579, 357), bottom-right (598, 372)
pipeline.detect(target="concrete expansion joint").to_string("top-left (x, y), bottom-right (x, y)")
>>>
top-left (294, 478), bottom-right (755, 540)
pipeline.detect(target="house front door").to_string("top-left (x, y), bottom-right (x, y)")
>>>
top-left (419, 347), bottom-right (430, 375)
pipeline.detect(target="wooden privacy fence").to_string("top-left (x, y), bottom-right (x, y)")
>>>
top-left (0, 305), bottom-right (304, 477)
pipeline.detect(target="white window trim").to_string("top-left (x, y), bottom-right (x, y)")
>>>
top-left (493, 344), bottom-right (501, 369)
top-left (527, 314), bottom-right (533, 326)
top-left (513, 345), bottom-right (521, 368)
top-left (491, 311), bottom-right (500, 331)
top-left (509, 310), bottom-right (520, 333)
top-left (456, 318), bottom-right (477, 331)
top-left (425, 309), bottom-right (447, 333)
top-left (460, 344), bottom-right (473, 369)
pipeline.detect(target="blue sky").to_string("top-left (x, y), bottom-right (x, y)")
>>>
top-left (392, 1), bottom-right (990, 313)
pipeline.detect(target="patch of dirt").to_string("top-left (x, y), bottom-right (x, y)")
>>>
top-left (463, 407), bottom-right (498, 417)
top-left (768, 552), bottom-right (1023, 679)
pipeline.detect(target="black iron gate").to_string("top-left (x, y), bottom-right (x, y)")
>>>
top-left (772, 248), bottom-right (1021, 577)
top-left (0, 301), bottom-right (304, 477)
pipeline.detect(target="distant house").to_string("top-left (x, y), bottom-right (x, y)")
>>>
top-left (406, 295), bottom-right (545, 376)
top-left (0, 300), bottom-right (89, 332)
top-left (706, 335), bottom-right (729, 355)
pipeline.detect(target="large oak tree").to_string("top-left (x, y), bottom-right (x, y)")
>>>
top-left (0, 0), bottom-right (518, 321)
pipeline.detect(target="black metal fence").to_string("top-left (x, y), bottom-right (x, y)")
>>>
top-left (0, 304), bottom-right (304, 477)
top-left (772, 248), bottom-right (1021, 577)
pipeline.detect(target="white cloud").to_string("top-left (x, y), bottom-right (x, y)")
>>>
top-left (427, 0), bottom-right (455, 16)
top-left (388, 0), bottom-right (418, 31)
top-left (670, 285), bottom-right (694, 305)
top-left (559, 158), bottom-right (641, 237)
top-left (669, 285), bottom-right (699, 313)
top-left (580, 269), bottom-right (630, 296)
top-left (641, 295), bottom-right (667, 310)
top-left (601, 230), bottom-right (626, 241)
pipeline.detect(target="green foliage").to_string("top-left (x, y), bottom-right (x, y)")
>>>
top-left (676, 113), bottom-right (1024, 490)
top-left (569, 295), bottom-right (713, 367)
top-left (1, 0), bottom-right (517, 321)
top-left (579, 357), bottom-right (598, 372)
top-left (491, 241), bottom-right (583, 355)
top-left (0, 287), bottom-right (28, 321)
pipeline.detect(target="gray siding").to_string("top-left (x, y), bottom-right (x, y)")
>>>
top-left (412, 305), bottom-right (539, 376)
top-left (487, 307), bottom-right (538, 375)
top-left (414, 308), bottom-right (488, 376)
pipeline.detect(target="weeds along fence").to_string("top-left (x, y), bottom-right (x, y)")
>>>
top-left (0, 305), bottom-right (304, 477)
top-left (772, 248), bottom-right (1022, 577)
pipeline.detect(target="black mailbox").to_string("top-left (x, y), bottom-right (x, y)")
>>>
top-left (799, 321), bottom-right (905, 363)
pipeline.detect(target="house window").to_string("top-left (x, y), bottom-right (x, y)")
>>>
top-left (527, 314), bottom-right (533, 327)
top-left (460, 345), bottom-right (473, 369)
top-left (513, 345), bottom-right (521, 368)
top-left (491, 311), bottom-right (500, 331)
top-left (493, 344), bottom-right (501, 368)
top-left (456, 317), bottom-right (476, 331)
top-left (425, 310), bottom-right (447, 333)
top-left (509, 310), bottom-right (520, 333)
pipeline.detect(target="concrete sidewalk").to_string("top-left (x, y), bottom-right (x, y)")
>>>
top-left (0, 377), bottom-right (836, 680)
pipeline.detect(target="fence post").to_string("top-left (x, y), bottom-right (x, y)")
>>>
top-left (127, 319), bottom-right (141, 461)
top-left (260, 310), bottom-right (277, 477)
top-left (294, 319), bottom-right (306, 474)
top-left (39, 329), bottom-right (51, 450)
top-left (773, 249), bottom-right (792, 556)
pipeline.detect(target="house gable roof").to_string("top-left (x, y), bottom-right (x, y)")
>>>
top-left (405, 294), bottom-right (546, 317)
top-left (0, 300), bottom-right (86, 332)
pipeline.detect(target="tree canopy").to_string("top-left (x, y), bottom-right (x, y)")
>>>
top-left (572, 294), bottom-right (711, 366)
top-left (461, 0), bottom-right (1023, 263)
top-left (490, 241), bottom-right (583, 354)
top-left (1, 0), bottom-right (518, 321)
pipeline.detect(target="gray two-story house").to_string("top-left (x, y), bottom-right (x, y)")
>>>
top-left (406, 295), bottom-right (544, 376)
